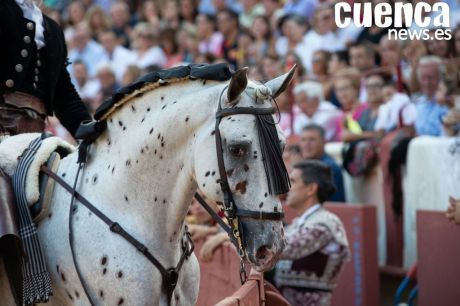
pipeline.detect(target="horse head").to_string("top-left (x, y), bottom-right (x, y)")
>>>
top-left (194, 66), bottom-right (296, 271)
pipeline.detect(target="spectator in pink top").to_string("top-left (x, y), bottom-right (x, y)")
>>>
top-left (197, 14), bottom-right (224, 57)
top-left (333, 68), bottom-right (368, 141)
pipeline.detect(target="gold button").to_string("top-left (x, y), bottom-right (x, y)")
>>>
top-left (24, 36), bottom-right (31, 44)
top-left (21, 49), bottom-right (28, 58)
top-left (33, 83), bottom-right (37, 89)
top-left (5, 79), bottom-right (14, 88)
top-left (27, 22), bottom-right (34, 30)
top-left (35, 68), bottom-right (39, 74)
top-left (34, 76), bottom-right (39, 82)
top-left (15, 64), bottom-right (23, 72)
top-left (37, 60), bottom-right (42, 67)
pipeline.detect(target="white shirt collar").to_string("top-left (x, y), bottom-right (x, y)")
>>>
top-left (15, 0), bottom-right (46, 49)
top-left (296, 203), bottom-right (322, 225)
top-left (16, 0), bottom-right (32, 6)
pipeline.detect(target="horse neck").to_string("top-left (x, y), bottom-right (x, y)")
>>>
top-left (83, 81), bottom-right (221, 250)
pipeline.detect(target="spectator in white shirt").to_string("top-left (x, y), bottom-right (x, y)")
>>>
top-left (348, 42), bottom-right (376, 103)
top-left (64, 0), bottom-right (86, 47)
top-left (68, 22), bottom-right (106, 78)
top-left (98, 30), bottom-right (136, 82)
top-left (85, 5), bottom-right (112, 40)
top-left (375, 80), bottom-right (416, 132)
top-left (275, 14), bottom-right (310, 71)
top-left (299, 4), bottom-right (355, 74)
top-left (71, 60), bottom-right (100, 106)
top-left (293, 81), bottom-right (342, 141)
top-left (239, 0), bottom-right (265, 29)
top-left (131, 22), bottom-right (167, 69)
top-left (196, 13), bottom-right (223, 57)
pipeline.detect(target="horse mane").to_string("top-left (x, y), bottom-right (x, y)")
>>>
top-left (94, 63), bottom-right (232, 121)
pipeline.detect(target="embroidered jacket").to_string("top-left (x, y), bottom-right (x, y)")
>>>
top-left (275, 206), bottom-right (351, 292)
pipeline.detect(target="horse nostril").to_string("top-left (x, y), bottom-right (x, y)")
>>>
top-left (256, 245), bottom-right (270, 260)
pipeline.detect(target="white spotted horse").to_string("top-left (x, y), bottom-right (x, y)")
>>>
top-left (0, 63), bottom-right (296, 305)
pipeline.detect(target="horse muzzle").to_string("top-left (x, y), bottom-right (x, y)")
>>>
top-left (240, 219), bottom-right (285, 271)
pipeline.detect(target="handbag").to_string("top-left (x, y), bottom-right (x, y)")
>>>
top-left (342, 139), bottom-right (379, 177)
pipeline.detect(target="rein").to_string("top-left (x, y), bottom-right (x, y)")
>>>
top-left (40, 165), bottom-right (194, 305)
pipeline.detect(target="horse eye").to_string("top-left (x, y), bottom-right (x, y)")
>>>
top-left (228, 144), bottom-right (248, 158)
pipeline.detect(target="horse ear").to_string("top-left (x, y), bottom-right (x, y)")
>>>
top-left (265, 65), bottom-right (297, 99)
top-left (227, 67), bottom-right (249, 105)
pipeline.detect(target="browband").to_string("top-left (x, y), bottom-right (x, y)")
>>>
top-left (216, 107), bottom-right (276, 119)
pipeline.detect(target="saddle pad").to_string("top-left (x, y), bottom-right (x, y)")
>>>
top-left (0, 133), bottom-right (74, 206)
top-left (31, 151), bottom-right (61, 222)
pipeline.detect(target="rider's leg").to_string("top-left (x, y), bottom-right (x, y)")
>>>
top-left (0, 168), bottom-right (23, 306)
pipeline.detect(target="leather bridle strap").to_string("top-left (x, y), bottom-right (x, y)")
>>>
top-left (215, 106), bottom-right (276, 118)
top-left (236, 209), bottom-right (284, 220)
top-left (194, 193), bottom-right (283, 228)
top-left (193, 193), bottom-right (234, 239)
top-left (40, 165), bottom-right (192, 305)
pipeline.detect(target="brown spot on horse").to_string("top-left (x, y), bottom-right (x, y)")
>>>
top-left (235, 181), bottom-right (247, 194)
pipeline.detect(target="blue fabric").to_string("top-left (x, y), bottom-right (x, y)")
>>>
top-left (321, 154), bottom-right (346, 202)
top-left (357, 107), bottom-right (378, 132)
top-left (68, 40), bottom-right (106, 78)
top-left (198, 0), bottom-right (243, 15)
top-left (414, 96), bottom-right (448, 136)
top-left (283, 0), bottom-right (317, 20)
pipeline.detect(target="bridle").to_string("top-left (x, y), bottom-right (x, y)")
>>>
top-left (195, 85), bottom-right (285, 281)
top-left (38, 84), bottom-right (285, 305)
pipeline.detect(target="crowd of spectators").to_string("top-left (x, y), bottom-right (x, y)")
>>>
top-left (41, 0), bottom-right (460, 137)
top-left (40, 0), bottom-right (460, 301)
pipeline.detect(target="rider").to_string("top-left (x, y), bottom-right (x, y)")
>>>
top-left (0, 0), bottom-right (91, 303)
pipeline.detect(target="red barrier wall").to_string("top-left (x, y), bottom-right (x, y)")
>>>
top-left (196, 241), bottom-right (290, 306)
top-left (215, 270), bottom-right (290, 306)
top-left (194, 240), bottom-right (243, 306)
top-left (215, 271), bottom-right (262, 306)
top-left (325, 203), bottom-right (380, 306)
top-left (417, 210), bottom-right (460, 306)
